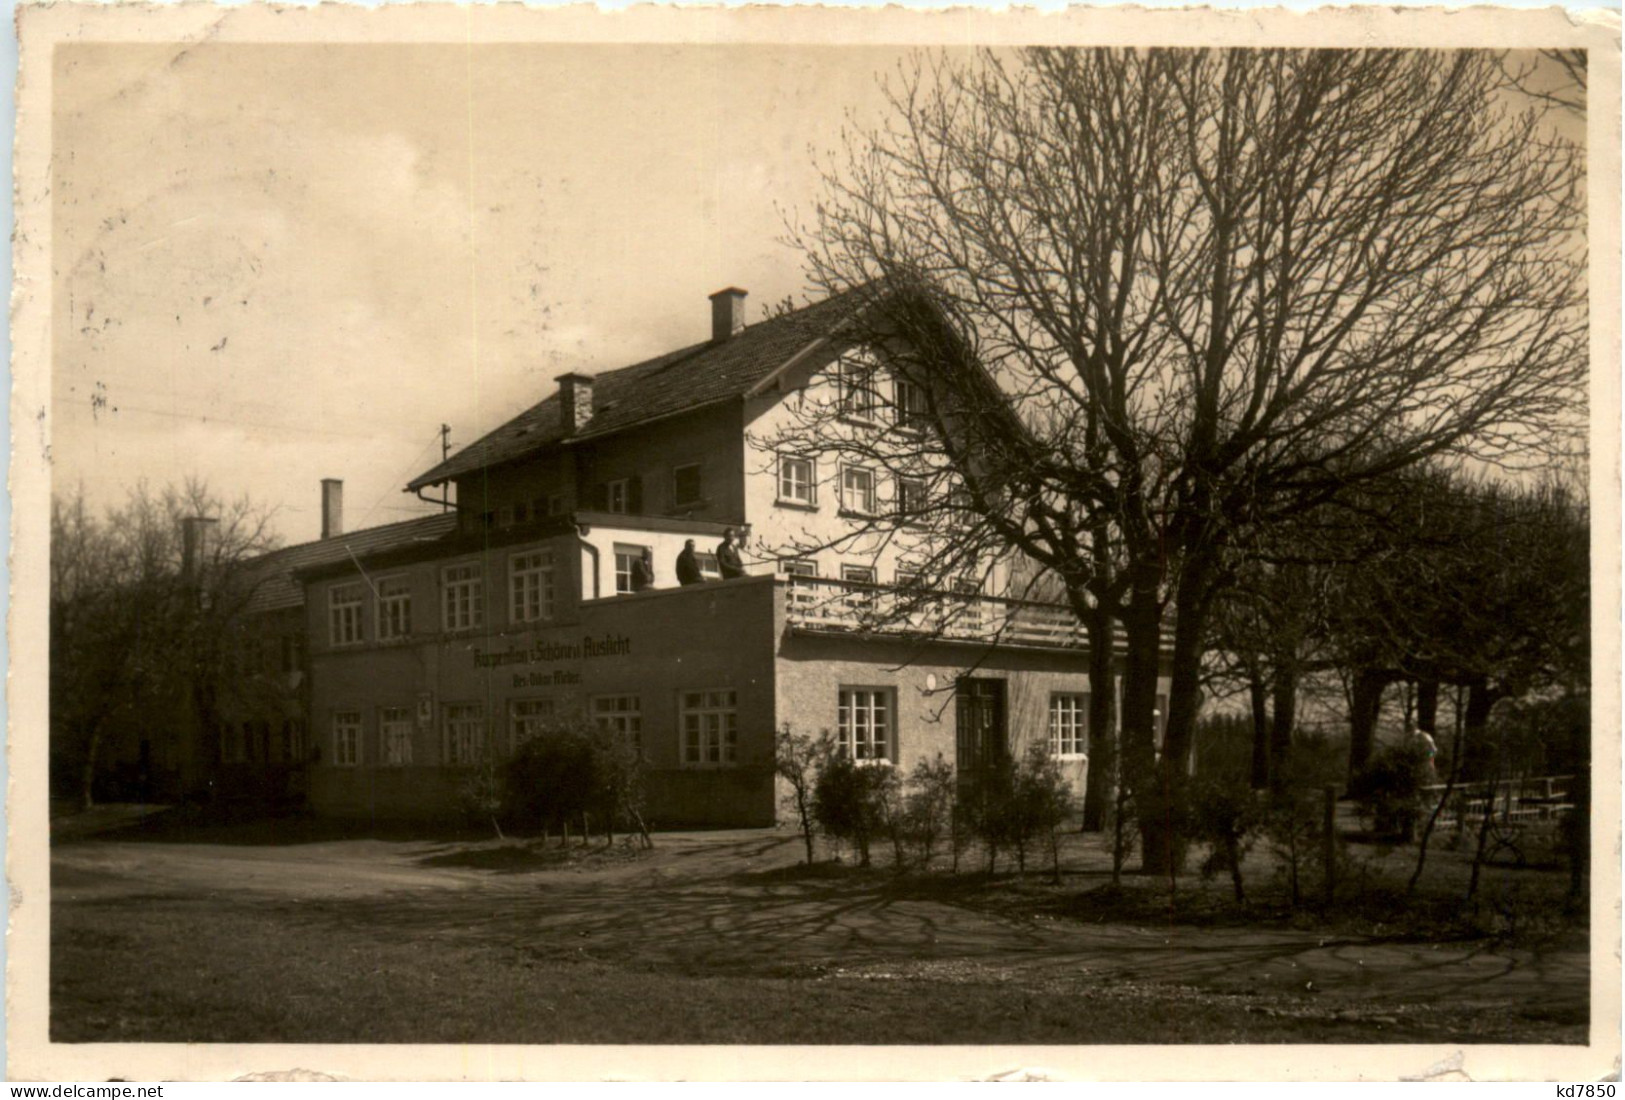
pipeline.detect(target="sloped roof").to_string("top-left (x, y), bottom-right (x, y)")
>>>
top-left (407, 288), bottom-right (866, 491)
top-left (242, 513), bottom-right (458, 614)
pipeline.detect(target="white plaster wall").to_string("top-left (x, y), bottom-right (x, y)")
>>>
top-left (741, 359), bottom-right (1010, 594)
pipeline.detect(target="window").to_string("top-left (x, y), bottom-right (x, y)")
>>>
top-left (511, 698), bottom-right (555, 747)
top-left (841, 564), bottom-right (877, 613)
top-left (332, 711), bottom-right (361, 767)
top-left (953, 576), bottom-right (986, 633)
top-left (380, 706), bottom-right (414, 766)
top-left (614, 544), bottom-right (651, 595)
top-left (840, 465), bottom-right (876, 515)
top-left (546, 493), bottom-right (568, 516)
top-left (498, 505), bottom-right (514, 528)
top-left (280, 632), bottom-right (306, 673)
top-left (377, 576), bottom-right (412, 641)
top-left (783, 558), bottom-right (819, 612)
top-left (1049, 694), bottom-right (1088, 757)
top-left (283, 718), bottom-right (306, 764)
top-left (510, 550), bottom-right (555, 623)
top-left (838, 688), bottom-right (893, 763)
top-left (777, 455), bottom-right (816, 506)
top-left (894, 567), bottom-right (921, 589)
top-left (894, 377), bottom-right (927, 429)
top-left (680, 690), bottom-right (738, 766)
top-left (782, 558), bottom-right (819, 579)
top-left (593, 695), bottom-right (643, 754)
top-left (328, 583), bottom-right (364, 646)
top-left (897, 477), bottom-right (929, 521)
top-left (443, 703), bottom-right (486, 766)
top-left (673, 464), bottom-right (704, 508)
top-left (838, 359), bottom-right (882, 422)
top-left (696, 551), bottom-right (722, 580)
top-left (605, 479), bottom-right (629, 515)
top-left (442, 563), bottom-right (483, 632)
top-left (514, 500), bottom-right (532, 524)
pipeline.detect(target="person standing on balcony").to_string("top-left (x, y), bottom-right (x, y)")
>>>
top-left (631, 548), bottom-right (654, 592)
top-left (677, 539), bottom-right (705, 586)
top-left (716, 528), bottom-right (745, 580)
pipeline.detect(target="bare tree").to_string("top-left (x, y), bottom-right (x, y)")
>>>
top-left (51, 480), bottom-right (280, 807)
top-left (774, 48), bottom-right (1585, 872)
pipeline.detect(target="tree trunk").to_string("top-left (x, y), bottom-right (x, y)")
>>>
top-left (1082, 603), bottom-right (1118, 832)
top-left (1120, 578), bottom-right (1164, 874)
top-left (80, 722), bottom-right (103, 811)
top-left (1145, 559), bottom-right (1212, 878)
top-left (1460, 678), bottom-right (1501, 782)
top-left (1346, 669), bottom-right (1388, 780)
top-left (1248, 672), bottom-right (1269, 791)
top-left (1268, 663), bottom-right (1297, 794)
top-left (1416, 678), bottom-right (1440, 737)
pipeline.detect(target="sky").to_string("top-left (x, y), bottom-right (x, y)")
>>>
top-left (51, 43), bottom-right (912, 544)
top-left (50, 45), bottom-right (1588, 548)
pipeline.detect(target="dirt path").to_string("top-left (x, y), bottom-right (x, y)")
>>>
top-left (52, 826), bottom-right (1587, 1038)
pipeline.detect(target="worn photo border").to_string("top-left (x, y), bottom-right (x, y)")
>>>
top-left (8, 3), bottom-right (1621, 1082)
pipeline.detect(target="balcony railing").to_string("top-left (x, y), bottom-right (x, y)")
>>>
top-left (783, 575), bottom-right (1089, 650)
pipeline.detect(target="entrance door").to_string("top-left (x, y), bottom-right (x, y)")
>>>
top-left (955, 677), bottom-right (1008, 799)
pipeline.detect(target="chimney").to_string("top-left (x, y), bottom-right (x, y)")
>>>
top-left (180, 516), bottom-right (218, 583)
top-left (709, 287), bottom-right (748, 342)
top-left (558, 373), bottom-right (595, 435)
top-left (321, 478), bottom-right (343, 540)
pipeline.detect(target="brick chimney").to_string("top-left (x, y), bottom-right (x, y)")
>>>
top-left (709, 287), bottom-right (748, 342)
top-left (321, 478), bottom-right (343, 540)
top-left (559, 373), bottom-right (595, 435)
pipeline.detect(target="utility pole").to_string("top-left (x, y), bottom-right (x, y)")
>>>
top-left (439, 424), bottom-right (452, 513)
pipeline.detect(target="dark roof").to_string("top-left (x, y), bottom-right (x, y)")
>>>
top-left (242, 513), bottom-right (458, 614)
top-left (407, 288), bottom-right (866, 490)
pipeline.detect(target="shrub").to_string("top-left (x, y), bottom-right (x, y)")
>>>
top-left (812, 753), bottom-right (892, 866)
top-left (775, 725), bottom-right (834, 864)
top-left (503, 715), bottom-right (649, 845)
top-left (900, 754), bottom-right (956, 868)
top-left (1187, 776), bottom-right (1263, 902)
top-left (1348, 743), bottom-right (1432, 840)
top-left (458, 752), bottom-right (507, 838)
top-left (973, 746), bottom-right (1074, 877)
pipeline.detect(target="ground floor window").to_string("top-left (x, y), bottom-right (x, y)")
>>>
top-left (282, 718), bottom-right (306, 764)
top-left (379, 706), bottom-right (414, 766)
top-left (1049, 693), bottom-right (1088, 757)
top-left (592, 695), bottom-right (643, 754)
top-left (680, 690), bottom-right (737, 766)
top-left (332, 711), bottom-right (361, 767)
top-left (443, 703), bottom-right (486, 766)
top-left (837, 688), bottom-right (893, 762)
top-left (511, 698), bottom-right (555, 748)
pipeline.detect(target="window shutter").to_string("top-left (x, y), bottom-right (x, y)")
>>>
top-left (628, 475), bottom-right (644, 515)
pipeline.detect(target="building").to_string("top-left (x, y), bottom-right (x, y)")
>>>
top-left (247, 287), bottom-right (1171, 826)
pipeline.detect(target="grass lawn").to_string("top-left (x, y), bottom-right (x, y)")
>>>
top-left (50, 812), bottom-right (1590, 1045)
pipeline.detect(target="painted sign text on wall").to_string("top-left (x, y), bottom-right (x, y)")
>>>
top-left (472, 633), bottom-right (633, 670)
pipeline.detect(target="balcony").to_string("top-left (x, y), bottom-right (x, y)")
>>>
top-left (782, 575), bottom-right (1090, 650)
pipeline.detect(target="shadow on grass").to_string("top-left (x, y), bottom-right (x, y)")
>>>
top-left (415, 840), bottom-right (651, 874)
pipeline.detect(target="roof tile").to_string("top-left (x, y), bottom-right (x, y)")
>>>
top-left (407, 288), bottom-right (863, 490)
